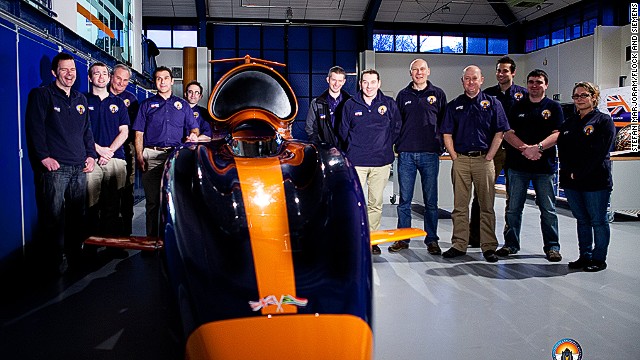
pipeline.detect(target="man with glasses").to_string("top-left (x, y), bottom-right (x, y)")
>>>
top-left (184, 80), bottom-right (213, 140)
top-left (498, 69), bottom-right (564, 262)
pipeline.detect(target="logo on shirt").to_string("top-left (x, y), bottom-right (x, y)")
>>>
top-left (480, 100), bottom-right (490, 109)
top-left (404, 100), bottom-right (412, 106)
top-left (514, 92), bottom-right (524, 100)
top-left (583, 125), bottom-right (594, 135)
top-left (174, 101), bottom-right (183, 110)
top-left (427, 96), bottom-right (437, 104)
top-left (456, 105), bottom-right (464, 110)
top-left (518, 113), bottom-right (525, 118)
top-left (123, 99), bottom-right (131, 107)
top-left (320, 114), bottom-right (326, 119)
top-left (109, 104), bottom-right (119, 113)
top-left (193, 111), bottom-right (199, 119)
top-left (542, 109), bottom-right (551, 119)
top-left (76, 104), bottom-right (86, 115)
top-left (150, 103), bottom-right (159, 108)
top-left (378, 105), bottom-right (387, 115)
top-left (88, 106), bottom-right (95, 111)
top-left (354, 111), bottom-right (363, 116)
top-left (53, 106), bottom-right (61, 112)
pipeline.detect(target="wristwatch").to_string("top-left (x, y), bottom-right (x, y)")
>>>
top-left (537, 143), bottom-right (544, 152)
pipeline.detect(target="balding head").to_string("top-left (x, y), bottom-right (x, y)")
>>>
top-left (461, 65), bottom-right (484, 98)
top-left (409, 59), bottom-right (430, 90)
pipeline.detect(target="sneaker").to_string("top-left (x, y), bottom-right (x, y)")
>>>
top-left (496, 247), bottom-right (517, 257)
top-left (568, 257), bottom-right (591, 269)
top-left (371, 245), bottom-right (381, 255)
top-left (483, 250), bottom-right (499, 263)
top-left (546, 249), bottom-right (562, 262)
top-left (426, 242), bottom-right (442, 255)
top-left (442, 247), bottom-right (466, 258)
top-left (388, 241), bottom-right (409, 253)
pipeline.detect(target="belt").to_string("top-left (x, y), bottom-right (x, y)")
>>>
top-left (458, 150), bottom-right (487, 157)
top-left (145, 146), bottom-right (175, 152)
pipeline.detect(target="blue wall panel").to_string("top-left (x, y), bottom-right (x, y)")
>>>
top-left (238, 26), bottom-right (260, 49)
top-left (288, 27), bottom-right (309, 49)
top-left (311, 28), bottom-right (333, 50)
top-left (213, 25), bottom-right (236, 49)
top-left (0, 25), bottom-right (21, 267)
top-left (17, 30), bottom-right (60, 252)
top-left (311, 50), bottom-right (333, 74)
top-left (287, 50), bottom-right (309, 73)
top-left (263, 27), bottom-right (284, 49)
top-left (336, 51), bottom-right (358, 73)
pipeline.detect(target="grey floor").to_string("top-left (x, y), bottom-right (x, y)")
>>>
top-left (2, 181), bottom-right (639, 359)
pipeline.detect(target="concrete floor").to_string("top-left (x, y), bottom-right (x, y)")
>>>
top-left (2, 180), bottom-right (639, 359)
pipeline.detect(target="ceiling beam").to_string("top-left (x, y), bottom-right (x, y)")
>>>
top-left (363, 0), bottom-right (383, 50)
top-left (487, 0), bottom-right (519, 27)
top-left (195, 0), bottom-right (207, 46)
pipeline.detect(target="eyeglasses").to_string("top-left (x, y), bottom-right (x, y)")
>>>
top-left (571, 93), bottom-right (591, 100)
top-left (187, 90), bottom-right (201, 95)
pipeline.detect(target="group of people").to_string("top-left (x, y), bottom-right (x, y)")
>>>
top-left (306, 56), bottom-right (615, 272)
top-left (26, 51), bottom-right (614, 275)
top-left (26, 52), bottom-right (212, 274)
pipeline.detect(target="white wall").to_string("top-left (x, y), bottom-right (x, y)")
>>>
top-left (156, 47), bottom-right (212, 107)
top-left (52, 1), bottom-right (76, 33)
top-left (375, 53), bottom-right (503, 100)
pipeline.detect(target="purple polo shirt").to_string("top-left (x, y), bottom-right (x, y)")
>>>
top-left (86, 93), bottom-right (130, 160)
top-left (133, 94), bottom-right (198, 147)
top-left (192, 104), bottom-right (212, 137)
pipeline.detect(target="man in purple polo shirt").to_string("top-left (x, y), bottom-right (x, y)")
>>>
top-left (133, 66), bottom-right (199, 237)
top-left (85, 62), bottom-right (129, 237)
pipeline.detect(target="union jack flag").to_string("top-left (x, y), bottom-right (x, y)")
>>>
top-left (606, 95), bottom-right (630, 115)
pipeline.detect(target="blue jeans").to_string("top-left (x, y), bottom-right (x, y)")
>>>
top-left (36, 164), bottom-right (87, 262)
top-left (396, 152), bottom-right (439, 244)
top-left (564, 188), bottom-right (611, 263)
top-left (503, 169), bottom-right (559, 252)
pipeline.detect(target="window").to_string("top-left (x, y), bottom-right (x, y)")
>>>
top-left (373, 33), bottom-right (394, 51)
top-left (146, 30), bottom-right (172, 48)
top-left (525, 38), bottom-right (536, 52)
top-left (442, 35), bottom-right (463, 53)
top-left (395, 34), bottom-right (417, 52)
top-left (419, 34), bottom-right (441, 53)
top-left (551, 29), bottom-right (564, 45)
top-left (488, 38), bottom-right (508, 54)
top-left (537, 34), bottom-right (549, 49)
top-left (583, 18), bottom-right (597, 35)
top-left (565, 23), bottom-right (581, 41)
top-left (466, 36), bottom-right (486, 54)
top-left (173, 30), bottom-right (197, 48)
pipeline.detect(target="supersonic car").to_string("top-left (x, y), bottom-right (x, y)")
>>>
top-left (87, 56), bottom-right (424, 359)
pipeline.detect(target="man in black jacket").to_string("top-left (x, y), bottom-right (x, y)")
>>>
top-left (305, 66), bottom-right (351, 149)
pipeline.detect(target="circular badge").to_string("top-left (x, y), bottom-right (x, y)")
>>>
top-left (193, 112), bottom-right (199, 118)
top-left (480, 100), bottom-right (490, 109)
top-left (110, 104), bottom-right (119, 113)
top-left (174, 101), bottom-right (183, 110)
top-left (583, 125), bottom-right (594, 135)
top-left (76, 104), bottom-right (85, 115)
top-left (552, 338), bottom-right (582, 360)
top-left (542, 109), bottom-right (551, 119)
top-left (124, 99), bottom-right (131, 107)
top-left (378, 105), bottom-right (387, 115)
top-left (514, 92), bottom-right (523, 100)
top-left (427, 95), bottom-right (437, 104)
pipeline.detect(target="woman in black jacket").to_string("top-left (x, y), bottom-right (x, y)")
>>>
top-left (557, 82), bottom-right (615, 272)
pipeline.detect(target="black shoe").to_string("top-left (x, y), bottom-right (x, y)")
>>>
top-left (568, 257), bottom-right (592, 269)
top-left (371, 245), bottom-right (381, 255)
top-left (442, 248), bottom-right (466, 258)
top-left (57, 254), bottom-right (69, 275)
top-left (545, 249), bottom-right (562, 262)
top-left (388, 241), bottom-right (409, 253)
top-left (426, 242), bottom-right (442, 255)
top-left (495, 247), bottom-right (516, 257)
top-left (584, 261), bottom-right (607, 272)
top-left (483, 250), bottom-right (499, 263)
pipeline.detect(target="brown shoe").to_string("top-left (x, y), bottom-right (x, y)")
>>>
top-left (546, 249), bottom-right (562, 262)
top-left (426, 242), bottom-right (441, 255)
top-left (371, 245), bottom-right (381, 255)
top-left (388, 241), bottom-right (409, 253)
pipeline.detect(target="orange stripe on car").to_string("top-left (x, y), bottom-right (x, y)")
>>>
top-left (235, 157), bottom-right (297, 315)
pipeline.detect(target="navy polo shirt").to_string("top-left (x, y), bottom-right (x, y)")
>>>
top-left (506, 96), bottom-right (564, 174)
top-left (326, 92), bottom-right (342, 127)
top-left (132, 94), bottom-right (198, 147)
top-left (484, 84), bottom-right (527, 115)
top-left (192, 104), bottom-right (212, 137)
top-left (26, 82), bottom-right (96, 167)
top-left (339, 91), bottom-right (401, 167)
top-left (86, 93), bottom-right (130, 160)
top-left (395, 81), bottom-right (447, 153)
top-left (440, 91), bottom-right (509, 153)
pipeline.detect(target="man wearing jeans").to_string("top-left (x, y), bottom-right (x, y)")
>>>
top-left (26, 52), bottom-right (96, 273)
top-left (389, 59), bottom-right (446, 255)
top-left (499, 69), bottom-right (564, 261)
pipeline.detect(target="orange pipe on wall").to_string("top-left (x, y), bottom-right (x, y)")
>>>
top-left (183, 47), bottom-right (197, 92)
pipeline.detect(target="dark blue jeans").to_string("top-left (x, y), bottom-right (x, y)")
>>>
top-left (36, 164), bottom-right (87, 263)
top-left (564, 188), bottom-right (611, 263)
top-left (396, 152), bottom-right (439, 244)
top-left (503, 169), bottom-right (559, 252)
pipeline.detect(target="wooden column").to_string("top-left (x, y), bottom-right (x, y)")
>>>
top-left (183, 46), bottom-right (197, 92)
